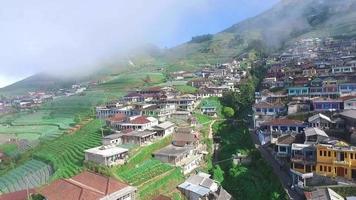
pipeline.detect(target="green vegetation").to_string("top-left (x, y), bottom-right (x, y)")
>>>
top-left (213, 121), bottom-right (286, 199)
top-left (117, 159), bottom-right (173, 186)
top-left (222, 106), bottom-right (234, 118)
top-left (174, 85), bottom-right (197, 94)
top-left (112, 136), bottom-right (183, 199)
top-left (33, 120), bottom-right (102, 179)
top-left (0, 159), bottom-right (52, 194)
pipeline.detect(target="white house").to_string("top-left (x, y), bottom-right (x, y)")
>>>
top-left (342, 96), bottom-right (356, 110)
top-left (308, 113), bottom-right (334, 130)
top-left (84, 145), bottom-right (129, 167)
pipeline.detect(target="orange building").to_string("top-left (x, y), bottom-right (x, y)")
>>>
top-left (316, 142), bottom-right (356, 180)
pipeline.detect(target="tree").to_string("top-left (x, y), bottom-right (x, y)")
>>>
top-left (223, 106), bottom-right (235, 118)
top-left (213, 165), bottom-right (224, 184)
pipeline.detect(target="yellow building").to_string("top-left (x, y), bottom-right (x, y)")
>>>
top-left (316, 142), bottom-right (356, 180)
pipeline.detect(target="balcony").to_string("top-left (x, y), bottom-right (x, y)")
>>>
top-left (333, 160), bottom-right (350, 166)
top-left (291, 155), bottom-right (316, 164)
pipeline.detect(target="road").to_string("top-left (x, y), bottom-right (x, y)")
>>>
top-left (250, 130), bottom-right (304, 200)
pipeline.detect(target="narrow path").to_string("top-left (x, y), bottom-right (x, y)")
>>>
top-left (249, 130), bottom-right (304, 200)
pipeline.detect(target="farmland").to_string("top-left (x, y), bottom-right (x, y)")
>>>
top-left (113, 135), bottom-right (185, 199)
top-left (33, 120), bottom-right (102, 179)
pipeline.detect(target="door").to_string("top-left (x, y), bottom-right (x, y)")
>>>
top-left (337, 167), bottom-right (345, 177)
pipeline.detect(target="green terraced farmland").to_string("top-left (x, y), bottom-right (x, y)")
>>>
top-left (117, 159), bottom-right (173, 186)
top-left (33, 120), bottom-right (102, 179)
top-left (0, 159), bottom-right (53, 194)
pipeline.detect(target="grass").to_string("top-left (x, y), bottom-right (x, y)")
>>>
top-left (174, 85), bottom-right (198, 94)
top-left (213, 121), bottom-right (287, 199)
top-left (33, 120), bottom-right (102, 179)
top-left (112, 135), bottom-right (184, 199)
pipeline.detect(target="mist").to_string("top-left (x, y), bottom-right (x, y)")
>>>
top-left (0, 0), bottom-right (279, 87)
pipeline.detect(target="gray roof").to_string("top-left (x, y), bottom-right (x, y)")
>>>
top-left (340, 110), bottom-right (356, 120)
top-left (84, 145), bottom-right (128, 157)
top-left (103, 132), bottom-right (123, 140)
top-left (125, 130), bottom-right (156, 138)
top-left (153, 144), bottom-right (191, 157)
top-left (178, 182), bottom-right (211, 196)
top-left (217, 188), bottom-right (232, 200)
top-left (305, 127), bottom-right (329, 137)
top-left (155, 121), bottom-right (175, 130)
top-left (308, 113), bottom-right (333, 123)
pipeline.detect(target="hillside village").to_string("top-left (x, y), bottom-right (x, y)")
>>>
top-left (1, 37), bottom-right (356, 199)
top-left (253, 37), bottom-right (356, 199)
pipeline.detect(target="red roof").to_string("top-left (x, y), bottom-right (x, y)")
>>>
top-left (340, 95), bottom-right (356, 101)
top-left (0, 189), bottom-right (36, 200)
top-left (263, 118), bottom-right (304, 126)
top-left (38, 171), bottom-right (132, 200)
top-left (107, 113), bottom-right (127, 122)
top-left (130, 116), bottom-right (151, 124)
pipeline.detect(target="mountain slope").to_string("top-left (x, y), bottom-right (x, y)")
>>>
top-left (160, 0), bottom-right (356, 66)
top-left (2, 0), bottom-right (356, 95)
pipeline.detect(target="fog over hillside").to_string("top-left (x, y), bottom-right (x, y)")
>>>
top-left (0, 0), bottom-right (278, 88)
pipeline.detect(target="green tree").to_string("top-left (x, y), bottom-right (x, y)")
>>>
top-left (222, 106), bottom-right (235, 118)
top-left (213, 165), bottom-right (224, 184)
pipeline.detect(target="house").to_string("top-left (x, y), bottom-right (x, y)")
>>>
top-left (150, 121), bottom-right (175, 137)
top-left (304, 188), bottom-right (344, 200)
top-left (122, 130), bottom-right (157, 146)
top-left (141, 104), bottom-right (176, 122)
top-left (339, 83), bottom-right (356, 95)
top-left (341, 95), bottom-right (356, 110)
top-left (172, 132), bottom-right (199, 147)
top-left (332, 66), bottom-right (354, 74)
top-left (288, 87), bottom-right (309, 96)
top-left (0, 189), bottom-right (36, 200)
top-left (308, 113), bottom-right (334, 130)
top-left (201, 105), bottom-right (217, 116)
top-left (312, 98), bottom-right (343, 112)
top-left (262, 118), bottom-right (307, 133)
top-left (38, 171), bottom-right (137, 200)
top-left (304, 127), bottom-right (329, 144)
top-left (178, 172), bottom-right (232, 200)
top-left (253, 101), bottom-right (286, 116)
top-left (123, 92), bottom-right (145, 102)
top-left (290, 143), bottom-right (316, 189)
top-left (153, 144), bottom-right (202, 174)
top-left (188, 78), bottom-right (212, 88)
top-left (316, 141), bottom-right (356, 181)
top-left (84, 145), bottom-right (128, 166)
top-left (287, 101), bottom-right (311, 114)
top-left (109, 116), bottom-right (159, 131)
top-left (102, 131), bottom-right (123, 145)
top-left (275, 133), bottom-right (302, 158)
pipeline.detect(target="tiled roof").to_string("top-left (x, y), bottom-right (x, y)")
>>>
top-left (38, 171), bottom-right (133, 200)
top-left (253, 101), bottom-right (285, 109)
top-left (0, 189), bottom-right (36, 200)
top-left (263, 118), bottom-right (305, 126)
top-left (107, 113), bottom-right (126, 122)
top-left (130, 116), bottom-right (151, 124)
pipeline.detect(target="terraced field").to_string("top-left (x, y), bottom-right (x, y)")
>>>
top-left (0, 159), bottom-right (53, 194)
top-left (33, 120), bottom-right (102, 179)
top-left (117, 159), bottom-right (173, 186)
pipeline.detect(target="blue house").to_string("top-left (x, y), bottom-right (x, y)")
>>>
top-left (339, 83), bottom-right (356, 95)
top-left (312, 98), bottom-right (343, 112)
top-left (288, 87), bottom-right (309, 96)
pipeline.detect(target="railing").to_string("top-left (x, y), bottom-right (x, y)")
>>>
top-left (291, 155), bottom-right (315, 163)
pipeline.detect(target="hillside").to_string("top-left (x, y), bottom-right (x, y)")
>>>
top-left (2, 0), bottom-right (356, 95)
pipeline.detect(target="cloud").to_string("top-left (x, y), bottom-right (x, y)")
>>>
top-left (0, 0), bottom-right (278, 83)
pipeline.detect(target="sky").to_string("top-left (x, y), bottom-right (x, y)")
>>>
top-left (0, 0), bottom-right (279, 88)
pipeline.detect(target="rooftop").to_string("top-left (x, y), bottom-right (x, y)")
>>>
top-left (263, 118), bottom-right (305, 126)
top-left (38, 171), bottom-right (135, 200)
top-left (154, 144), bottom-right (192, 157)
top-left (84, 145), bottom-right (128, 157)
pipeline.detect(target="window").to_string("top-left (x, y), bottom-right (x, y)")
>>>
top-left (328, 167), bottom-right (331, 172)
top-left (351, 154), bottom-right (354, 159)
top-left (320, 165), bottom-right (323, 171)
top-left (324, 151), bottom-right (327, 156)
top-left (324, 166), bottom-right (327, 172)
top-left (320, 151), bottom-right (323, 156)
top-left (328, 152), bottom-right (331, 157)
top-left (334, 152), bottom-right (336, 157)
